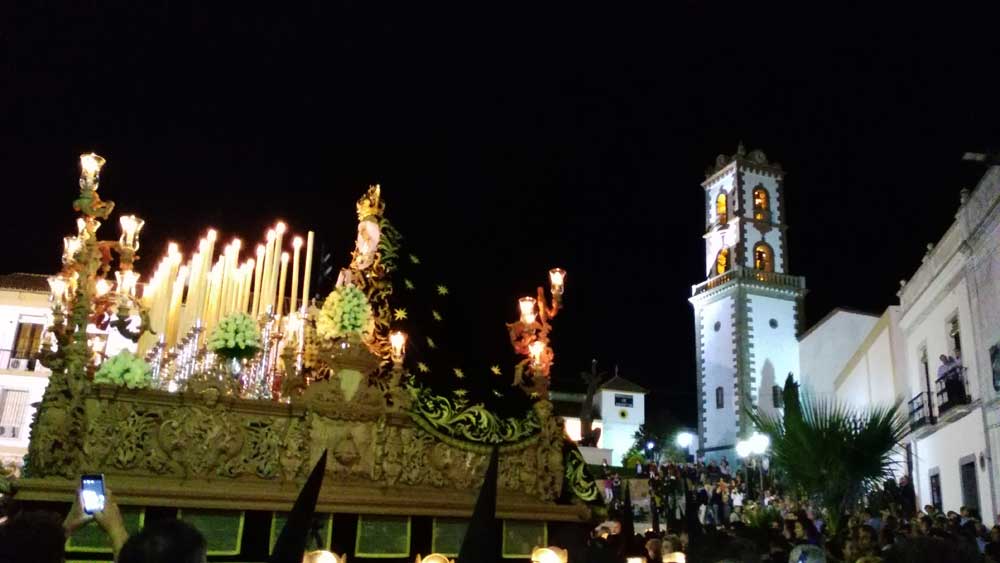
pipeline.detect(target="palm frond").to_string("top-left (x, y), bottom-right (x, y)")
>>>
top-left (746, 387), bottom-right (909, 535)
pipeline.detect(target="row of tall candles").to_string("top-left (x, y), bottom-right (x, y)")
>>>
top-left (137, 221), bottom-right (315, 354)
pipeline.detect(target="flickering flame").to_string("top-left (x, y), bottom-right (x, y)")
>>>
top-left (518, 297), bottom-right (537, 324)
top-left (389, 331), bottom-right (407, 363)
top-left (531, 547), bottom-right (568, 563)
top-left (256, 244), bottom-right (265, 257)
top-left (293, 236), bottom-right (303, 248)
top-left (63, 236), bottom-right (82, 262)
top-left (267, 229), bottom-right (276, 242)
top-left (528, 340), bottom-right (546, 366)
top-left (281, 251), bottom-right (289, 263)
top-left (118, 215), bottom-right (144, 250)
top-left (79, 153), bottom-right (106, 180)
top-left (276, 221), bottom-right (287, 235)
top-left (207, 228), bottom-right (218, 242)
top-left (548, 268), bottom-right (566, 295)
top-left (115, 270), bottom-right (140, 297)
top-left (47, 275), bottom-right (69, 302)
top-left (95, 279), bottom-right (113, 297)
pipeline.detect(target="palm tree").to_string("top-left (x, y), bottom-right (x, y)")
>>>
top-left (747, 374), bottom-right (909, 536)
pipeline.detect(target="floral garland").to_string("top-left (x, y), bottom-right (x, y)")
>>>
top-left (207, 313), bottom-right (262, 360)
top-left (93, 350), bottom-right (152, 389)
top-left (316, 285), bottom-right (375, 341)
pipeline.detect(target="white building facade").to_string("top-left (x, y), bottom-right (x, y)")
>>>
top-left (690, 146), bottom-right (806, 462)
top-left (0, 274), bottom-right (54, 470)
top-left (553, 376), bottom-right (647, 466)
top-left (802, 164), bottom-right (1000, 521)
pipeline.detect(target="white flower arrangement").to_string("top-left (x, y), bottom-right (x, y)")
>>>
top-left (94, 350), bottom-right (152, 389)
top-left (316, 285), bottom-right (375, 340)
top-left (207, 312), bottom-right (262, 360)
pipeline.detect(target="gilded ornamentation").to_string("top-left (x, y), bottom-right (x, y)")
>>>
top-left (564, 446), bottom-right (601, 502)
top-left (407, 386), bottom-right (541, 451)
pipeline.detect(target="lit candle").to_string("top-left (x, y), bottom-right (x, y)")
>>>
top-left (302, 231), bottom-right (315, 308)
top-left (290, 236), bottom-right (302, 315)
top-left (389, 331), bottom-right (407, 365)
top-left (204, 261), bottom-right (223, 332)
top-left (277, 251), bottom-right (289, 318)
top-left (241, 260), bottom-right (255, 313)
top-left (251, 245), bottom-right (265, 318)
top-left (166, 265), bottom-right (189, 347)
top-left (260, 229), bottom-right (277, 315)
top-left (270, 222), bottom-right (286, 312)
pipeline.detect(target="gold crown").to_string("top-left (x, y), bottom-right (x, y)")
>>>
top-left (356, 184), bottom-right (384, 221)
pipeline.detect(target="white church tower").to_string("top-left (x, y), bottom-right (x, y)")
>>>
top-left (689, 145), bottom-right (806, 462)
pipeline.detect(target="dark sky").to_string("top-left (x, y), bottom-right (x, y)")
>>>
top-left (2, 4), bottom-right (998, 425)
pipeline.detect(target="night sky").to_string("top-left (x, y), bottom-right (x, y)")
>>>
top-left (2, 5), bottom-right (998, 425)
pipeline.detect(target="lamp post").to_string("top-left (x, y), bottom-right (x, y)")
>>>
top-left (736, 432), bottom-right (770, 504)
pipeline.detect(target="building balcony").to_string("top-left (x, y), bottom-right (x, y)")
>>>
top-left (908, 392), bottom-right (935, 431)
top-left (0, 349), bottom-right (44, 373)
top-left (691, 266), bottom-right (806, 297)
top-left (935, 368), bottom-right (972, 418)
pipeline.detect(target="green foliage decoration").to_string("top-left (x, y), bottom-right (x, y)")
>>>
top-left (93, 350), bottom-right (152, 389)
top-left (207, 313), bottom-right (262, 360)
top-left (747, 373), bottom-right (909, 536)
top-left (317, 285), bottom-right (375, 341)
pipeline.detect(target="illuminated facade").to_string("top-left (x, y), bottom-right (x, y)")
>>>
top-left (689, 146), bottom-right (806, 462)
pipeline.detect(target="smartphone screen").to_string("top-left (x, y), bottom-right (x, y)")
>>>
top-left (80, 474), bottom-right (106, 514)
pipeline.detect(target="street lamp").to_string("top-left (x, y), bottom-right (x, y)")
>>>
top-left (646, 441), bottom-right (655, 451)
top-left (676, 432), bottom-right (693, 449)
top-left (736, 431), bottom-right (770, 503)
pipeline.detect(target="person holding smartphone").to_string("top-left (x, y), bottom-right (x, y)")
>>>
top-left (63, 474), bottom-right (130, 558)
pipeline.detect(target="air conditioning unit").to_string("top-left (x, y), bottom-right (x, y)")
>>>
top-left (0, 425), bottom-right (18, 439)
top-left (7, 359), bottom-right (22, 370)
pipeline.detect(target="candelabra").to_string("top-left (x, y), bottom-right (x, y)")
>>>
top-left (40, 153), bottom-right (150, 379)
top-left (507, 268), bottom-right (566, 396)
top-left (30, 153), bottom-right (151, 476)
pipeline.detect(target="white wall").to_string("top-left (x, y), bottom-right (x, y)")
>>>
top-left (698, 295), bottom-right (737, 451)
top-left (912, 408), bottom-right (992, 521)
top-left (747, 293), bottom-right (799, 418)
top-left (799, 310), bottom-right (880, 399)
top-left (900, 275), bottom-right (980, 414)
top-left (598, 389), bottom-right (644, 466)
top-left (833, 309), bottom-right (909, 411)
top-left (0, 371), bottom-right (49, 466)
top-left (0, 289), bottom-right (53, 468)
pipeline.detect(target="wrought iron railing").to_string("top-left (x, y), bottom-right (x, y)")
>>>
top-left (908, 392), bottom-right (934, 431)
top-left (0, 349), bottom-right (42, 372)
top-left (691, 266), bottom-right (806, 296)
top-left (936, 367), bottom-right (971, 416)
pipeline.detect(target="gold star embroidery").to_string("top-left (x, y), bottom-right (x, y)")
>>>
top-left (409, 254), bottom-right (421, 265)
top-left (436, 284), bottom-right (449, 296)
top-left (404, 279), bottom-right (415, 290)
top-left (492, 390), bottom-right (504, 398)
top-left (417, 362), bottom-right (430, 373)
top-left (432, 310), bottom-right (443, 322)
top-left (427, 336), bottom-right (437, 349)
top-left (490, 365), bottom-right (502, 376)
top-left (530, 392), bottom-right (540, 399)
top-left (455, 389), bottom-right (467, 397)
top-left (393, 308), bottom-right (408, 320)
top-left (453, 368), bottom-right (464, 379)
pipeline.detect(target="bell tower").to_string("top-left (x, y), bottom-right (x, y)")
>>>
top-left (689, 145), bottom-right (806, 462)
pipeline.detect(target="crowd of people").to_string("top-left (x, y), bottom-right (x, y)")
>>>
top-left (0, 483), bottom-right (208, 563)
top-left (587, 458), bottom-right (1000, 562)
